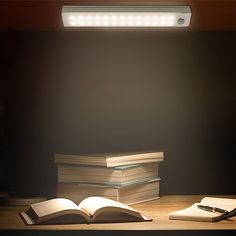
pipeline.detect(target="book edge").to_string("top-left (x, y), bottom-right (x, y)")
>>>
top-left (55, 152), bottom-right (164, 167)
top-left (128, 196), bottom-right (160, 206)
top-left (19, 212), bottom-right (34, 225)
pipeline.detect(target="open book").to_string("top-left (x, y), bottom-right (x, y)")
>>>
top-left (169, 197), bottom-right (236, 222)
top-left (20, 196), bottom-right (152, 225)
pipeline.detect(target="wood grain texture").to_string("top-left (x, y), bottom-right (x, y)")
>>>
top-left (0, 195), bottom-right (236, 230)
top-left (1, 1), bottom-right (236, 30)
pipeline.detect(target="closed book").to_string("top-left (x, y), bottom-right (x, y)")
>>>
top-left (57, 178), bottom-right (160, 205)
top-left (58, 163), bottom-right (159, 186)
top-left (55, 151), bottom-right (164, 167)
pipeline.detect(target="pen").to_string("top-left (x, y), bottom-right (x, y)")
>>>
top-left (197, 205), bottom-right (229, 215)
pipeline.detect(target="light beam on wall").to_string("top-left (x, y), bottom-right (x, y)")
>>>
top-left (62, 6), bottom-right (191, 28)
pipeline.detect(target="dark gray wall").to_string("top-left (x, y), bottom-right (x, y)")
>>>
top-left (1, 31), bottom-right (236, 197)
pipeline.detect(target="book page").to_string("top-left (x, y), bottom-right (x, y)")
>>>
top-left (169, 203), bottom-right (222, 221)
top-left (201, 197), bottom-right (236, 212)
top-left (79, 196), bottom-right (139, 216)
top-left (201, 197), bottom-right (236, 205)
top-left (31, 198), bottom-right (79, 218)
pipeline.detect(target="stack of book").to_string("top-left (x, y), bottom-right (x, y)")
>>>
top-left (55, 151), bottom-right (164, 205)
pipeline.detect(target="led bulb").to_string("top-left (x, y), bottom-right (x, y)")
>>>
top-left (62, 6), bottom-right (191, 27)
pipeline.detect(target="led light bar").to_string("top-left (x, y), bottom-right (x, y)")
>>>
top-left (62, 6), bottom-right (191, 27)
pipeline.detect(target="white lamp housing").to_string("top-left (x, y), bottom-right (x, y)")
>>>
top-left (62, 6), bottom-right (191, 27)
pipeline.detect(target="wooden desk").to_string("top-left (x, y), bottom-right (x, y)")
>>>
top-left (0, 195), bottom-right (236, 235)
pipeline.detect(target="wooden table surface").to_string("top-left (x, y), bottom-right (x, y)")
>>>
top-left (0, 195), bottom-right (236, 232)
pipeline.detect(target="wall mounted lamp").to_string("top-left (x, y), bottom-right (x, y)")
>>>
top-left (62, 6), bottom-right (191, 28)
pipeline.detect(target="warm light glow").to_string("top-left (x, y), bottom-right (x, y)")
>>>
top-left (62, 6), bottom-right (191, 27)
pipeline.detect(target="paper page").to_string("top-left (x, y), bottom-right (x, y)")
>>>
top-left (170, 203), bottom-right (220, 221)
top-left (31, 198), bottom-right (79, 218)
top-left (201, 197), bottom-right (236, 212)
top-left (79, 196), bottom-right (139, 216)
